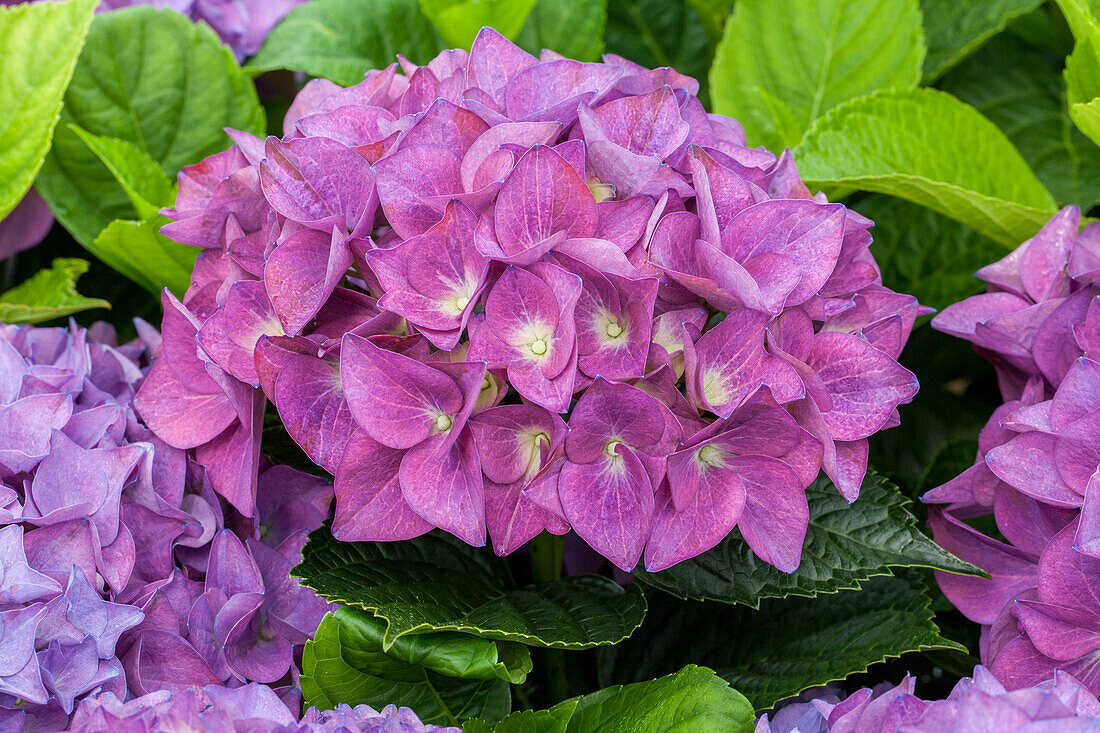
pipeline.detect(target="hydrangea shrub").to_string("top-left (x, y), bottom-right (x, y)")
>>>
top-left (927, 206), bottom-right (1100, 691)
top-left (0, 320), bottom-right (331, 728)
top-left (139, 26), bottom-right (924, 574)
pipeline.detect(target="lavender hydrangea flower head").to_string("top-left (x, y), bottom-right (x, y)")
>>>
top-left (67, 682), bottom-right (460, 732)
top-left (756, 665), bottom-right (1100, 732)
top-left (925, 206), bottom-right (1100, 692)
top-left (142, 27), bottom-right (924, 573)
top-left (0, 319), bottom-right (332, 727)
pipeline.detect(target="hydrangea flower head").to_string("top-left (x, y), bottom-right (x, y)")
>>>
top-left (926, 206), bottom-right (1100, 693)
top-left (144, 27), bottom-right (924, 573)
top-left (0, 319), bottom-right (332, 727)
top-left (756, 665), bottom-right (1100, 732)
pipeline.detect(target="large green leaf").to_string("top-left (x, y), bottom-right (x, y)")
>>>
top-left (515, 0), bottom-right (607, 61)
top-left (919, 0), bottom-right (1043, 80)
top-left (295, 526), bottom-right (646, 649)
top-left (794, 87), bottom-right (1058, 247)
top-left (1066, 36), bottom-right (1100, 147)
top-left (0, 0), bottom-right (95, 219)
top-left (604, 0), bottom-right (712, 104)
top-left (710, 0), bottom-right (925, 151)
top-left (464, 666), bottom-right (754, 733)
top-left (68, 125), bottom-right (175, 219)
top-left (855, 195), bottom-right (1003, 313)
top-left (635, 471), bottom-right (982, 607)
top-left (939, 35), bottom-right (1100, 209)
top-left (0, 258), bottom-right (110, 324)
top-left (301, 609), bottom-right (511, 726)
top-left (419, 0), bottom-right (537, 48)
top-left (91, 217), bottom-right (201, 298)
top-left (37, 6), bottom-right (265, 250)
top-left (607, 574), bottom-right (965, 710)
top-left (249, 0), bottom-right (443, 86)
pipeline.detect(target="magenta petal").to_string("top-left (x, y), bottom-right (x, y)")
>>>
top-left (492, 145), bottom-right (596, 260)
top-left (688, 308), bottom-right (771, 417)
top-left (0, 189), bottom-right (53, 261)
top-left (272, 353), bottom-right (354, 474)
top-left (807, 332), bottom-right (918, 441)
top-left (987, 432), bottom-right (1082, 507)
top-left (332, 430), bottom-right (431, 542)
top-left (264, 226), bottom-right (352, 336)
top-left (0, 393), bottom-right (73, 475)
top-left (485, 479), bottom-right (568, 556)
top-left (1015, 600), bottom-right (1100, 661)
top-left (373, 145), bottom-right (461, 239)
top-left (734, 456), bottom-right (808, 573)
top-left (123, 630), bottom-right (221, 695)
top-left (468, 404), bottom-right (567, 485)
top-left (560, 446), bottom-right (654, 572)
top-left (340, 333), bottom-right (462, 449)
top-left (399, 430), bottom-right (485, 546)
top-left (259, 136), bottom-right (376, 235)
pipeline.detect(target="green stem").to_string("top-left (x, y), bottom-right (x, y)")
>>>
top-left (530, 533), bottom-right (569, 704)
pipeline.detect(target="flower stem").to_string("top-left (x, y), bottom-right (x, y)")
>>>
top-left (530, 533), bottom-right (568, 704)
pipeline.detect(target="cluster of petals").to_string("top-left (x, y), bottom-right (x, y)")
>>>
top-left (145, 27), bottom-right (922, 574)
top-left (756, 665), bottom-right (1100, 732)
top-left (926, 206), bottom-right (1100, 692)
top-left (68, 683), bottom-right (457, 732)
top-left (0, 319), bottom-right (331, 729)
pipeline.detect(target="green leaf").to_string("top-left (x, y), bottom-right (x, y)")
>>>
top-left (0, 0), bottom-right (95, 219)
top-left (465, 666), bottom-right (754, 733)
top-left (337, 608), bottom-right (531, 684)
top-left (68, 125), bottom-right (175, 219)
top-left (92, 218), bottom-right (198, 297)
top-left (793, 87), bottom-right (1058, 247)
top-left (37, 6), bottom-right (265, 250)
top-left (1066, 36), bottom-right (1100, 146)
top-left (710, 0), bottom-right (925, 151)
top-left (604, 0), bottom-right (713, 104)
top-left (607, 574), bottom-right (965, 710)
top-left (515, 0), bottom-right (607, 61)
top-left (634, 471), bottom-right (984, 608)
top-left (249, 0), bottom-right (443, 86)
top-left (919, 0), bottom-right (1043, 80)
top-left (939, 35), bottom-right (1100, 209)
top-left (854, 195), bottom-right (1004, 312)
top-left (0, 258), bottom-right (110, 324)
top-left (301, 609), bottom-right (511, 726)
top-left (564, 665), bottom-right (754, 733)
top-left (464, 704), bottom-right (577, 733)
top-left (295, 526), bottom-right (646, 649)
top-left (686, 0), bottom-right (733, 43)
top-left (419, 0), bottom-right (537, 48)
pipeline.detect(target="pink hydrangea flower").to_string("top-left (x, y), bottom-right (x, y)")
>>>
top-left (927, 206), bottom-right (1100, 693)
top-left (145, 27), bottom-right (923, 573)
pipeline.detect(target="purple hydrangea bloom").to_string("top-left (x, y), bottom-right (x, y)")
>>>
top-left (2, 0), bottom-right (304, 59)
top-left (66, 682), bottom-right (460, 732)
top-left (925, 206), bottom-right (1100, 692)
top-left (756, 665), bottom-right (1100, 732)
top-left (0, 319), bottom-right (332, 727)
top-left (142, 27), bottom-right (923, 573)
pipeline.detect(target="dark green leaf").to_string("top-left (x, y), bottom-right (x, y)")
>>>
top-left (37, 6), bottom-right (265, 250)
top-left (794, 87), bottom-right (1058, 247)
top-left (419, 0), bottom-right (537, 48)
top-left (608, 574), bottom-right (965, 710)
top-left (515, 0), bottom-right (607, 61)
top-left (939, 35), bottom-right (1100, 209)
top-left (0, 0), bottom-right (95, 219)
top-left (604, 0), bottom-right (712, 104)
top-left (249, 0), bottom-right (444, 85)
top-left (854, 195), bottom-right (1003, 313)
top-left (686, 0), bottom-right (733, 43)
top-left (710, 0), bottom-right (925, 151)
top-left (463, 704), bottom-right (577, 733)
top-left (0, 257), bottom-right (110, 324)
top-left (920, 0), bottom-right (1043, 80)
top-left (301, 609), bottom-right (511, 726)
top-left (295, 526), bottom-right (647, 649)
top-left (635, 471), bottom-right (983, 608)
